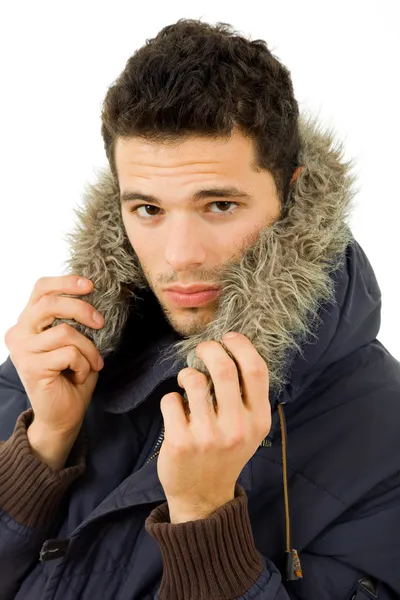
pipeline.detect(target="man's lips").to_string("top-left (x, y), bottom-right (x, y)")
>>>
top-left (164, 288), bottom-right (221, 307)
top-left (165, 283), bottom-right (220, 294)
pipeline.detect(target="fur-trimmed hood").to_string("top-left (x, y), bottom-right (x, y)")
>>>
top-left (53, 114), bottom-right (360, 403)
top-left (39, 113), bottom-right (387, 583)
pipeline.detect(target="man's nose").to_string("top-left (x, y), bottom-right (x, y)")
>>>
top-left (164, 217), bottom-right (206, 271)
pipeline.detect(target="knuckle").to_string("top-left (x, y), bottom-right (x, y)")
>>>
top-left (215, 361), bottom-right (236, 380)
top-left (38, 293), bottom-right (54, 311)
top-left (224, 428), bottom-right (246, 449)
top-left (67, 345), bottom-right (80, 361)
top-left (4, 325), bottom-right (16, 347)
top-left (182, 369), bottom-right (206, 387)
top-left (197, 434), bottom-right (215, 452)
top-left (191, 374), bottom-right (207, 387)
top-left (35, 276), bottom-right (47, 290)
top-left (169, 437), bottom-right (191, 454)
top-left (58, 323), bottom-right (72, 339)
top-left (247, 361), bottom-right (267, 379)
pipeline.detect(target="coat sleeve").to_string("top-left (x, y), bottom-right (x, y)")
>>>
top-left (145, 481), bottom-right (400, 600)
top-left (0, 355), bottom-right (88, 600)
top-left (145, 483), bottom-right (293, 600)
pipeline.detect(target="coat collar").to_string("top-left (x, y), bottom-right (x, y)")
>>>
top-left (53, 113), bottom-right (361, 405)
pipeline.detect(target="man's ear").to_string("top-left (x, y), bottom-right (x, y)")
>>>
top-left (290, 165), bottom-right (304, 186)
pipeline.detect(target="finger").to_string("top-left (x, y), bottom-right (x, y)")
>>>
top-left (20, 295), bottom-right (101, 335)
top-left (28, 324), bottom-right (102, 373)
top-left (221, 332), bottom-right (270, 422)
top-left (26, 276), bottom-right (93, 310)
top-left (194, 341), bottom-right (244, 425)
top-left (160, 392), bottom-right (190, 441)
top-left (25, 346), bottom-right (91, 384)
top-left (177, 368), bottom-right (217, 424)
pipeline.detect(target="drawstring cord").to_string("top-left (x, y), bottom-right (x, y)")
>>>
top-left (277, 402), bottom-right (303, 581)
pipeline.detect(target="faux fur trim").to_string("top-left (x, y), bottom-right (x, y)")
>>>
top-left (52, 113), bottom-right (357, 395)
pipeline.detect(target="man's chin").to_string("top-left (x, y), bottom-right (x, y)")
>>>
top-left (163, 305), bottom-right (216, 337)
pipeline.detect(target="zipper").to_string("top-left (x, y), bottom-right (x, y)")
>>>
top-left (51, 418), bottom-right (168, 548)
top-left (144, 425), bottom-right (165, 465)
top-left (57, 409), bottom-right (263, 547)
top-left (57, 424), bottom-right (166, 544)
top-left (259, 437), bottom-right (272, 447)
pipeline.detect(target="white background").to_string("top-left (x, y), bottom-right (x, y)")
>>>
top-left (0, 1), bottom-right (399, 364)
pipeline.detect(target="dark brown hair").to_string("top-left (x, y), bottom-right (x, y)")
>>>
top-left (101, 19), bottom-right (300, 206)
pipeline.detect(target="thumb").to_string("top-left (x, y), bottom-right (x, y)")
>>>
top-left (76, 369), bottom-right (100, 407)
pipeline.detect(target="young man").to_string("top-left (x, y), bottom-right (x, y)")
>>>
top-left (0, 18), bottom-right (399, 600)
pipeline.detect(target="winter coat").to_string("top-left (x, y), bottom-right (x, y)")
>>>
top-left (1, 115), bottom-right (399, 599)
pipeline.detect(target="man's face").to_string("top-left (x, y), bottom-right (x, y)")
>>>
top-left (117, 129), bottom-right (280, 336)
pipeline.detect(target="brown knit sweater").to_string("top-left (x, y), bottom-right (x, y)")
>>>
top-left (0, 409), bottom-right (88, 529)
top-left (145, 485), bottom-right (264, 599)
top-left (0, 410), bottom-right (264, 599)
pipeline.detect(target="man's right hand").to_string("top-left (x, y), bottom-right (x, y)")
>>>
top-left (4, 275), bottom-right (105, 471)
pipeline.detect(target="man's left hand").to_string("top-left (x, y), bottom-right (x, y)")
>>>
top-left (158, 332), bottom-right (271, 524)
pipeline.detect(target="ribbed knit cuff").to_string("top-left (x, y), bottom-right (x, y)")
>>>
top-left (0, 408), bottom-right (88, 530)
top-left (145, 484), bottom-right (263, 600)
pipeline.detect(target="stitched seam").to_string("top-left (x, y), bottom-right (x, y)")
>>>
top-left (0, 509), bottom-right (44, 540)
top-left (60, 564), bottom-right (126, 593)
top-left (258, 455), bottom-right (349, 507)
top-left (67, 527), bottom-right (129, 578)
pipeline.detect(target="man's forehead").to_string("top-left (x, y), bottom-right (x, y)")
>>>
top-left (115, 130), bottom-right (258, 182)
top-left (115, 129), bottom-right (255, 158)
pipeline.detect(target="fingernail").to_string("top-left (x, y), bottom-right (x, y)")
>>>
top-left (93, 311), bottom-right (102, 324)
top-left (223, 331), bottom-right (237, 340)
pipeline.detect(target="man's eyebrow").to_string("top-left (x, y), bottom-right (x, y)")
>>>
top-left (120, 186), bottom-right (253, 205)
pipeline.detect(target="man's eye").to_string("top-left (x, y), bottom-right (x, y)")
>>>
top-left (131, 205), bottom-right (161, 219)
top-left (130, 201), bottom-right (239, 221)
